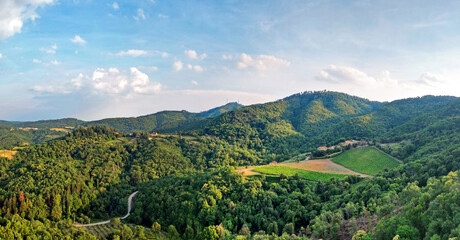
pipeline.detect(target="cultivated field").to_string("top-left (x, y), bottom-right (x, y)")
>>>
top-left (50, 128), bottom-right (71, 133)
top-left (252, 165), bottom-right (351, 182)
top-left (332, 147), bottom-right (401, 175)
top-left (0, 150), bottom-right (17, 159)
top-left (280, 159), bottom-right (371, 177)
top-left (83, 223), bottom-right (156, 239)
top-left (83, 223), bottom-right (117, 238)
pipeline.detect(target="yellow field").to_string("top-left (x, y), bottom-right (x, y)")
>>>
top-left (0, 150), bottom-right (17, 160)
top-left (50, 128), bottom-right (71, 133)
top-left (236, 166), bottom-right (261, 176)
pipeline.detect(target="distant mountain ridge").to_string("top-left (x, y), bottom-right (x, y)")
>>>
top-left (0, 102), bottom-right (244, 133)
top-left (0, 91), bottom-right (458, 151)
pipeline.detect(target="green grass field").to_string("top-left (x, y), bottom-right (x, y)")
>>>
top-left (332, 147), bottom-right (401, 175)
top-left (252, 165), bottom-right (351, 182)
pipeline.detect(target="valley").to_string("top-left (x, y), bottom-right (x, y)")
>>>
top-left (0, 91), bottom-right (458, 239)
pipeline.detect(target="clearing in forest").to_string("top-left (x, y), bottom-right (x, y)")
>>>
top-left (279, 159), bottom-right (371, 177)
top-left (252, 165), bottom-right (351, 182)
top-left (332, 147), bottom-right (401, 175)
top-left (0, 150), bottom-right (17, 160)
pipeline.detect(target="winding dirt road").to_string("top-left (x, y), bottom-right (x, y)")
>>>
top-left (74, 191), bottom-right (139, 227)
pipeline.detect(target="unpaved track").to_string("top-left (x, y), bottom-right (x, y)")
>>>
top-left (74, 191), bottom-right (138, 227)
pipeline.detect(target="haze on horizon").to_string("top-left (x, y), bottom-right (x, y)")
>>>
top-left (0, 0), bottom-right (459, 121)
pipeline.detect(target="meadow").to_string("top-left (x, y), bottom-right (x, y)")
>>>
top-left (332, 147), bottom-right (401, 175)
top-left (252, 165), bottom-right (351, 182)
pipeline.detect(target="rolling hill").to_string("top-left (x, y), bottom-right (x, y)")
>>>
top-left (0, 91), bottom-right (459, 239)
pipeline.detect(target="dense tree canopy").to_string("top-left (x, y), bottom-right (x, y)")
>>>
top-left (0, 92), bottom-right (458, 239)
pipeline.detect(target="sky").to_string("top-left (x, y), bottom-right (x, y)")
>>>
top-left (0, 0), bottom-right (459, 121)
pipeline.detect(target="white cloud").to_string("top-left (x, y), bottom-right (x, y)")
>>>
top-left (416, 72), bottom-right (444, 86)
top-left (32, 74), bottom-right (84, 94)
top-left (50, 60), bottom-right (60, 66)
top-left (173, 61), bottom-right (183, 71)
top-left (129, 67), bottom-right (162, 94)
top-left (312, 65), bottom-right (455, 101)
top-left (40, 44), bottom-right (57, 54)
top-left (158, 14), bottom-right (168, 19)
top-left (112, 2), bottom-right (119, 10)
top-left (185, 50), bottom-right (207, 60)
top-left (115, 49), bottom-right (148, 57)
top-left (191, 80), bottom-right (198, 86)
top-left (161, 52), bottom-right (169, 58)
top-left (91, 67), bottom-right (161, 95)
top-left (237, 53), bottom-right (290, 71)
top-left (32, 58), bottom-right (41, 63)
top-left (0, 53), bottom-right (2, 59)
top-left (70, 35), bottom-right (86, 45)
top-left (186, 63), bottom-right (204, 72)
top-left (34, 67), bottom-right (162, 96)
top-left (315, 65), bottom-right (376, 84)
top-left (222, 54), bottom-right (233, 60)
top-left (133, 8), bottom-right (145, 21)
top-left (0, 0), bottom-right (55, 39)
top-left (185, 50), bottom-right (198, 59)
top-left (193, 65), bottom-right (204, 72)
top-left (137, 65), bottom-right (158, 72)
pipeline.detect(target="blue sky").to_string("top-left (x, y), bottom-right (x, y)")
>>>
top-left (0, 0), bottom-right (459, 120)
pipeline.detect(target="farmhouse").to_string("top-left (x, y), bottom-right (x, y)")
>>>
top-left (317, 146), bottom-right (328, 151)
top-left (269, 161), bottom-right (278, 165)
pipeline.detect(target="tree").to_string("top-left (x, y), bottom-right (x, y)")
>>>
top-left (239, 224), bottom-right (251, 237)
top-left (352, 230), bottom-right (367, 240)
top-left (184, 225), bottom-right (195, 240)
top-left (283, 223), bottom-right (294, 235)
top-left (267, 222), bottom-right (278, 236)
top-left (112, 218), bottom-right (121, 227)
top-left (201, 225), bottom-right (219, 240)
top-left (117, 225), bottom-right (133, 240)
top-left (151, 221), bottom-right (161, 233)
top-left (167, 225), bottom-right (180, 240)
top-left (395, 225), bottom-right (420, 240)
top-left (135, 226), bottom-right (145, 239)
top-left (51, 194), bottom-right (62, 220)
top-left (216, 224), bottom-right (225, 238)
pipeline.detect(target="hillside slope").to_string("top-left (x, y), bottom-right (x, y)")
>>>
top-left (201, 92), bottom-right (457, 157)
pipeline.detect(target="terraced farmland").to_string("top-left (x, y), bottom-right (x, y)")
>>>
top-left (84, 223), bottom-right (118, 238)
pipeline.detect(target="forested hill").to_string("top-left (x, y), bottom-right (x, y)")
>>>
top-left (0, 102), bottom-right (243, 136)
top-left (200, 92), bottom-right (458, 155)
top-left (0, 93), bottom-right (459, 239)
top-left (1, 91), bottom-right (458, 152)
top-left (0, 118), bottom-right (84, 129)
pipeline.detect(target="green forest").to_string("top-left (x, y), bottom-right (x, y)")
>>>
top-left (0, 91), bottom-right (459, 239)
